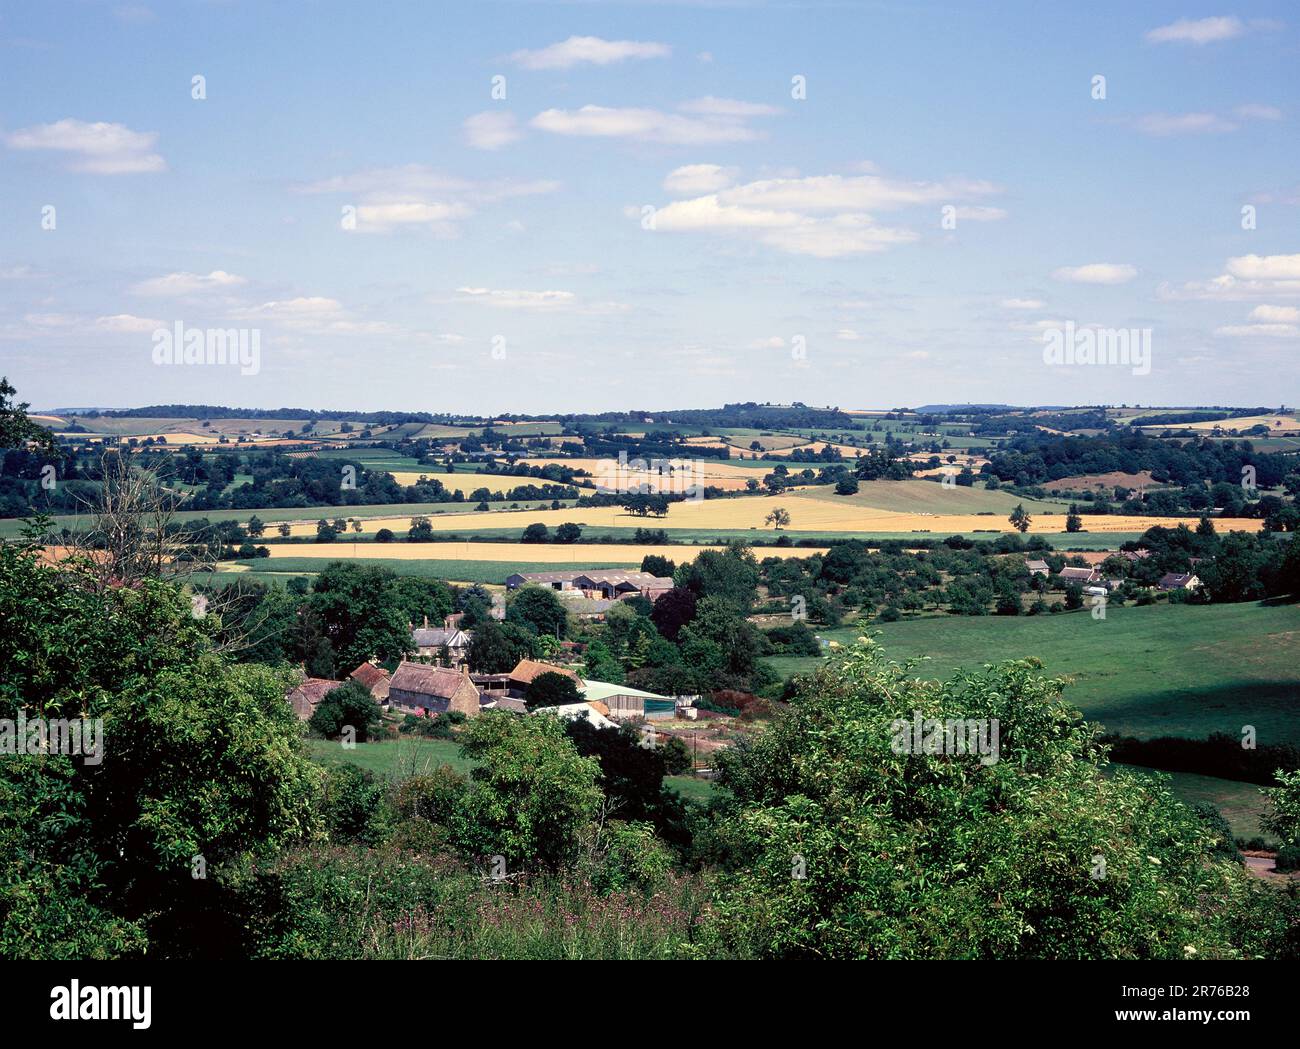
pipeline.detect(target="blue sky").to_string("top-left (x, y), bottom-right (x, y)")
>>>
top-left (1, 1), bottom-right (1298, 413)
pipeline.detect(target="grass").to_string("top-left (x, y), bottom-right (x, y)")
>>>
top-left (228, 556), bottom-right (643, 583)
top-left (768, 600), bottom-right (1300, 745)
top-left (305, 737), bottom-right (718, 805)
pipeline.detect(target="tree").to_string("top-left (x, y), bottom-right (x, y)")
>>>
top-left (309, 680), bottom-right (383, 742)
top-left (375, 528), bottom-right (395, 543)
top-left (308, 562), bottom-right (413, 670)
top-left (0, 377), bottom-right (56, 454)
top-left (765, 507), bottom-right (792, 530)
top-left (1009, 503), bottom-right (1032, 533)
top-left (506, 584), bottom-right (569, 638)
top-left (452, 712), bottom-right (602, 871)
top-left (1065, 505), bottom-right (1083, 533)
top-left (521, 522), bottom-right (549, 543)
top-left (247, 515), bottom-right (265, 538)
top-left (554, 522), bottom-right (582, 543)
top-left (525, 671), bottom-right (582, 710)
top-left (835, 476), bottom-right (859, 496)
top-left (0, 544), bottom-right (322, 958)
top-left (278, 522), bottom-right (291, 538)
top-left (466, 618), bottom-right (534, 673)
top-left (640, 554), bottom-right (675, 578)
top-left (650, 585), bottom-right (698, 641)
top-left (704, 639), bottom-right (1284, 959)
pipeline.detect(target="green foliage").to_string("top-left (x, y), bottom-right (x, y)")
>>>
top-left (703, 639), bottom-right (1288, 959)
top-left (452, 712), bottom-right (602, 871)
top-left (525, 671), bottom-right (583, 710)
top-left (309, 680), bottom-right (383, 742)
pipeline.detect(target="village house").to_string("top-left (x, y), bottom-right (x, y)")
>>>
top-left (1058, 566), bottom-right (1101, 585)
top-left (388, 661), bottom-right (480, 717)
top-left (347, 661), bottom-right (391, 702)
top-left (410, 614), bottom-right (473, 665)
top-left (1157, 572), bottom-right (1201, 592)
top-left (286, 677), bottom-right (342, 721)
top-left (1025, 559), bottom-right (1050, 577)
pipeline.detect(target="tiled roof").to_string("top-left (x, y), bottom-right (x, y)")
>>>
top-left (390, 661), bottom-right (470, 700)
top-left (349, 662), bottom-right (390, 689)
top-left (508, 659), bottom-right (581, 685)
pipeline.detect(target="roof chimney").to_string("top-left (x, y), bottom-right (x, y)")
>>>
top-left (423, 614), bottom-right (429, 629)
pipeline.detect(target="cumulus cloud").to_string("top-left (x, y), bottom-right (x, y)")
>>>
top-left (1130, 112), bottom-right (1238, 136)
top-left (1251, 304), bottom-right (1300, 322)
top-left (96, 314), bottom-right (166, 333)
top-left (1052, 263), bottom-right (1138, 285)
top-left (3, 118), bottom-right (165, 174)
top-left (1001, 298), bottom-right (1045, 310)
top-left (464, 111), bottom-right (522, 150)
top-left (508, 36), bottom-right (670, 70)
top-left (1160, 257), bottom-right (1300, 301)
top-left (531, 104), bottom-right (769, 145)
top-left (663, 164), bottom-right (738, 194)
top-left (643, 169), bottom-right (999, 258)
top-left (296, 164), bottom-right (558, 233)
top-left (1146, 16), bottom-right (1245, 45)
top-left (131, 270), bottom-right (247, 296)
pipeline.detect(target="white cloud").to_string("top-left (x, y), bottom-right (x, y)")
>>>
top-left (952, 205), bottom-right (1008, 222)
top-left (1215, 322), bottom-right (1299, 338)
top-left (1130, 112), bottom-right (1238, 136)
top-left (297, 165), bottom-right (557, 234)
top-left (1146, 16), bottom-right (1245, 45)
top-left (1001, 298), bottom-right (1045, 310)
top-left (1251, 304), bottom-right (1300, 322)
top-left (531, 105), bottom-right (766, 145)
top-left (663, 164), bottom-right (738, 194)
top-left (4, 118), bottom-right (165, 174)
top-left (678, 97), bottom-right (782, 118)
top-left (96, 314), bottom-right (165, 333)
top-left (453, 286), bottom-right (627, 314)
top-left (464, 111), bottom-right (521, 150)
top-left (1052, 263), bottom-right (1138, 285)
top-left (1227, 253), bottom-right (1300, 280)
top-left (644, 169), bottom-right (999, 258)
top-left (1235, 103), bottom-right (1283, 121)
top-left (508, 36), bottom-right (670, 70)
top-left (131, 270), bottom-right (247, 296)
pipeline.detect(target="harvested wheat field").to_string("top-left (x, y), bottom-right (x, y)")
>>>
top-left (263, 542), bottom-right (826, 563)
top-left (520, 456), bottom-right (757, 492)
top-left (268, 489), bottom-right (1264, 538)
top-left (387, 471), bottom-right (566, 493)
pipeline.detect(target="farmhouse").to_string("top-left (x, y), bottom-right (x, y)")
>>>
top-left (388, 661), bottom-right (480, 717)
top-left (1157, 572), bottom-right (1201, 592)
top-left (1058, 566), bottom-right (1100, 584)
top-left (505, 570), bottom-right (675, 603)
top-left (410, 615), bottom-right (473, 665)
top-left (286, 677), bottom-right (342, 720)
top-left (1025, 559), bottom-right (1050, 577)
top-left (347, 661), bottom-right (390, 701)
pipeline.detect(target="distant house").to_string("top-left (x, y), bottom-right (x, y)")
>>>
top-left (410, 615), bottom-right (472, 665)
top-left (504, 570), bottom-right (674, 603)
top-left (286, 677), bottom-right (342, 721)
top-left (388, 661), bottom-right (480, 717)
top-left (582, 679), bottom-right (676, 721)
top-left (507, 659), bottom-right (583, 697)
top-left (1120, 550), bottom-right (1150, 563)
top-left (1058, 566), bottom-right (1100, 585)
top-left (348, 661), bottom-right (391, 702)
top-left (1025, 559), bottom-right (1050, 577)
top-left (1157, 572), bottom-right (1201, 592)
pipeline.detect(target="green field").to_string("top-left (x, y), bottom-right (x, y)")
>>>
top-left (769, 601), bottom-right (1300, 745)
top-left (305, 736), bottom-right (713, 802)
top-left (225, 556), bottom-right (643, 583)
top-left (799, 479), bottom-right (1068, 514)
top-left (1114, 765), bottom-right (1276, 846)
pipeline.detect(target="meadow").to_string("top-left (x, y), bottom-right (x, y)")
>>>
top-left (768, 601), bottom-right (1300, 746)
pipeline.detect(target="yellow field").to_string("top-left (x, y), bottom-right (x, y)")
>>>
top-left (1166, 414), bottom-right (1299, 433)
top-left (269, 492), bottom-right (1264, 537)
top-left (263, 542), bottom-right (826, 563)
top-left (520, 456), bottom-right (757, 492)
